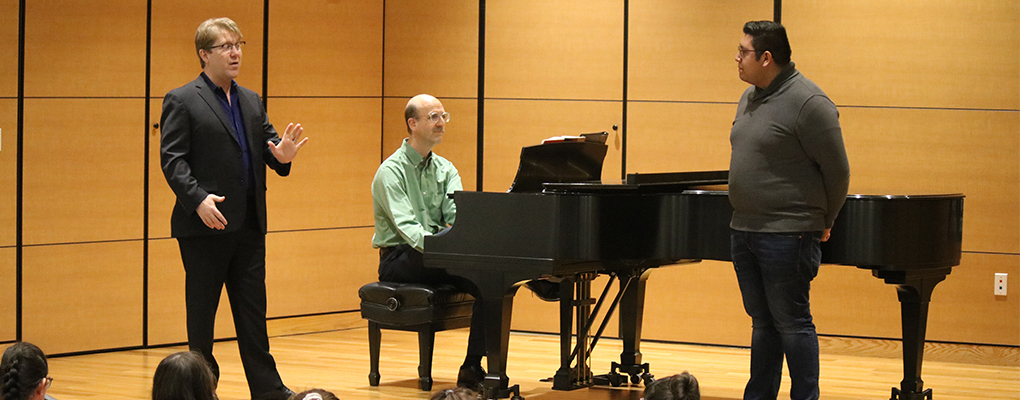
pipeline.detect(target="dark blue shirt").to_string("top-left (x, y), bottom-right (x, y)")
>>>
top-left (201, 72), bottom-right (254, 194)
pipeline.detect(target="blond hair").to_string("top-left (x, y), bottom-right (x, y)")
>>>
top-left (194, 17), bottom-right (243, 68)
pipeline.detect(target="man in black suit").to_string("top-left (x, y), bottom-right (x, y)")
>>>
top-left (159, 17), bottom-right (307, 399)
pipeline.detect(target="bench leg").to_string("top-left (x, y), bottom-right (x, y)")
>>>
top-left (368, 321), bottom-right (381, 386)
top-left (417, 325), bottom-right (435, 391)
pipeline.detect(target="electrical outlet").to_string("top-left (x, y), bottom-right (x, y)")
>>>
top-left (994, 273), bottom-right (1007, 296)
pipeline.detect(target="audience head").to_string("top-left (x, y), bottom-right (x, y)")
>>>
top-left (287, 389), bottom-right (339, 400)
top-left (430, 387), bottom-right (480, 400)
top-left (643, 371), bottom-right (700, 400)
top-left (151, 351), bottom-right (217, 400)
top-left (0, 342), bottom-right (50, 400)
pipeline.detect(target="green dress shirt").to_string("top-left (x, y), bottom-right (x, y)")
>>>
top-left (372, 138), bottom-right (462, 252)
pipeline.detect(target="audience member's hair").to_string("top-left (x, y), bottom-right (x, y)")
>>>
top-left (1, 342), bottom-right (49, 400)
top-left (430, 387), bottom-right (480, 400)
top-left (151, 351), bottom-right (217, 400)
top-left (643, 371), bottom-right (700, 400)
top-left (287, 388), bottom-right (339, 400)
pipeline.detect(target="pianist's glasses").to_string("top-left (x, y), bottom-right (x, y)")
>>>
top-left (420, 111), bottom-right (451, 124)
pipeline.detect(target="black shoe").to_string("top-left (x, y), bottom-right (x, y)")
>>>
top-left (525, 279), bottom-right (561, 302)
top-left (457, 364), bottom-right (486, 390)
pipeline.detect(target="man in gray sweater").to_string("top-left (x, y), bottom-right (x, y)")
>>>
top-left (729, 21), bottom-right (851, 400)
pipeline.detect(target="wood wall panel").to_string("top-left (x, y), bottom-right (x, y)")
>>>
top-left (626, 102), bottom-right (733, 173)
top-left (383, 0), bottom-right (477, 98)
top-left (24, 1), bottom-right (145, 97)
top-left (148, 99), bottom-right (174, 239)
top-left (839, 107), bottom-right (1020, 254)
top-left (147, 238), bottom-right (236, 346)
top-left (22, 242), bottom-right (143, 354)
top-left (0, 248), bottom-right (13, 342)
top-left (264, 98), bottom-right (379, 230)
top-left (265, 228), bottom-right (377, 317)
top-left (784, 0), bottom-right (1020, 110)
top-left (268, 0), bottom-right (382, 97)
top-left (486, 0), bottom-right (623, 100)
top-left (483, 100), bottom-right (624, 191)
top-left (628, 0), bottom-right (772, 102)
top-left (22, 99), bottom-right (144, 245)
top-left (0, 0), bottom-right (16, 97)
top-left (382, 97), bottom-right (478, 192)
top-left (0, 100), bottom-right (14, 246)
top-left (150, 0), bottom-right (264, 97)
top-left (641, 261), bottom-right (749, 347)
top-left (814, 253), bottom-right (1020, 346)
top-left (926, 253), bottom-right (1019, 345)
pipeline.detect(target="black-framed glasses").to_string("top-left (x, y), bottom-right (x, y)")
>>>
top-left (209, 41), bottom-right (245, 53)
top-left (40, 377), bottom-right (53, 389)
top-left (419, 111), bottom-right (450, 123)
top-left (737, 46), bottom-right (756, 59)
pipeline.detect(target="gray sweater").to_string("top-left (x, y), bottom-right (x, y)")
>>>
top-left (729, 63), bottom-right (851, 232)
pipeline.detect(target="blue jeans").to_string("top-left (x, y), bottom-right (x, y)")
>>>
top-left (731, 230), bottom-right (822, 400)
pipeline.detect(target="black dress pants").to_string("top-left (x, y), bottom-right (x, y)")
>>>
top-left (177, 207), bottom-right (284, 398)
top-left (378, 244), bottom-right (487, 358)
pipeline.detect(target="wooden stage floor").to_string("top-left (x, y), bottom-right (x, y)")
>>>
top-left (41, 327), bottom-right (1019, 400)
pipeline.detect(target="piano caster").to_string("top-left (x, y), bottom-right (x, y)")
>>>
top-left (594, 362), bottom-right (653, 387)
top-left (891, 387), bottom-right (933, 400)
top-left (639, 372), bottom-right (654, 386)
top-left (606, 371), bottom-right (625, 387)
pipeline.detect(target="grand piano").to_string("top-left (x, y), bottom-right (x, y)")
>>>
top-left (424, 138), bottom-right (964, 400)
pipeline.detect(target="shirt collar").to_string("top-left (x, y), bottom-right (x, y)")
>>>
top-left (200, 72), bottom-right (238, 95)
top-left (751, 62), bottom-right (798, 101)
top-left (400, 138), bottom-right (431, 167)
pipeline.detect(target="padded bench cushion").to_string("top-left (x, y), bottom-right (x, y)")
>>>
top-left (359, 281), bottom-right (474, 327)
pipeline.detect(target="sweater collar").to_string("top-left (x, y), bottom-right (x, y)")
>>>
top-left (751, 62), bottom-right (798, 101)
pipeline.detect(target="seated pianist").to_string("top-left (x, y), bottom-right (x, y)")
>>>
top-left (370, 94), bottom-right (560, 390)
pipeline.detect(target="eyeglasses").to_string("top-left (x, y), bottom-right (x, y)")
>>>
top-left (419, 111), bottom-right (451, 123)
top-left (40, 377), bottom-right (53, 389)
top-left (736, 46), bottom-right (757, 59)
top-left (209, 41), bottom-right (245, 53)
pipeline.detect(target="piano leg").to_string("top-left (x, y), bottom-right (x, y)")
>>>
top-left (872, 267), bottom-right (951, 400)
top-left (593, 268), bottom-right (655, 387)
top-left (480, 281), bottom-right (523, 400)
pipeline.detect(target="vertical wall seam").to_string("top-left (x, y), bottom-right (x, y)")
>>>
top-left (622, 0), bottom-right (629, 179)
top-left (15, 0), bottom-right (25, 342)
top-left (477, 0), bottom-right (486, 191)
top-left (142, 0), bottom-right (152, 348)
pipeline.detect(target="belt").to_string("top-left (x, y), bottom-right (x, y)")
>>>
top-left (379, 246), bottom-right (397, 259)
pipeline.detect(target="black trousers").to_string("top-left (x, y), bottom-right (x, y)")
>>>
top-left (379, 244), bottom-right (487, 358)
top-left (177, 205), bottom-right (284, 397)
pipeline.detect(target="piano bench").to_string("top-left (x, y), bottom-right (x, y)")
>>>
top-left (358, 281), bottom-right (475, 391)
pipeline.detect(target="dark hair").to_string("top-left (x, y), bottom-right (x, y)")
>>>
top-left (404, 101), bottom-right (419, 134)
top-left (743, 20), bottom-right (792, 66)
top-left (1, 342), bottom-right (48, 400)
top-left (287, 388), bottom-right (340, 400)
top-left (429, 387), bottom-right (480, 400)
top-left (643, 371), bottom-right (700, 400)
top-left (151, 351), bottom-right (218, 400)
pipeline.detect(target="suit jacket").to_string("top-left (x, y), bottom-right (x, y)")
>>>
top-left (160, 75), bottom-right (291, 238)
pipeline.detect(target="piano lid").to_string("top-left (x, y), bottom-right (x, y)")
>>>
top-left (507, 138), bottom-right (608, 193)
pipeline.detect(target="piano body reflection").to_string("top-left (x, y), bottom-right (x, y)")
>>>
top-left (424, 139), bottom-right (963, 400)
